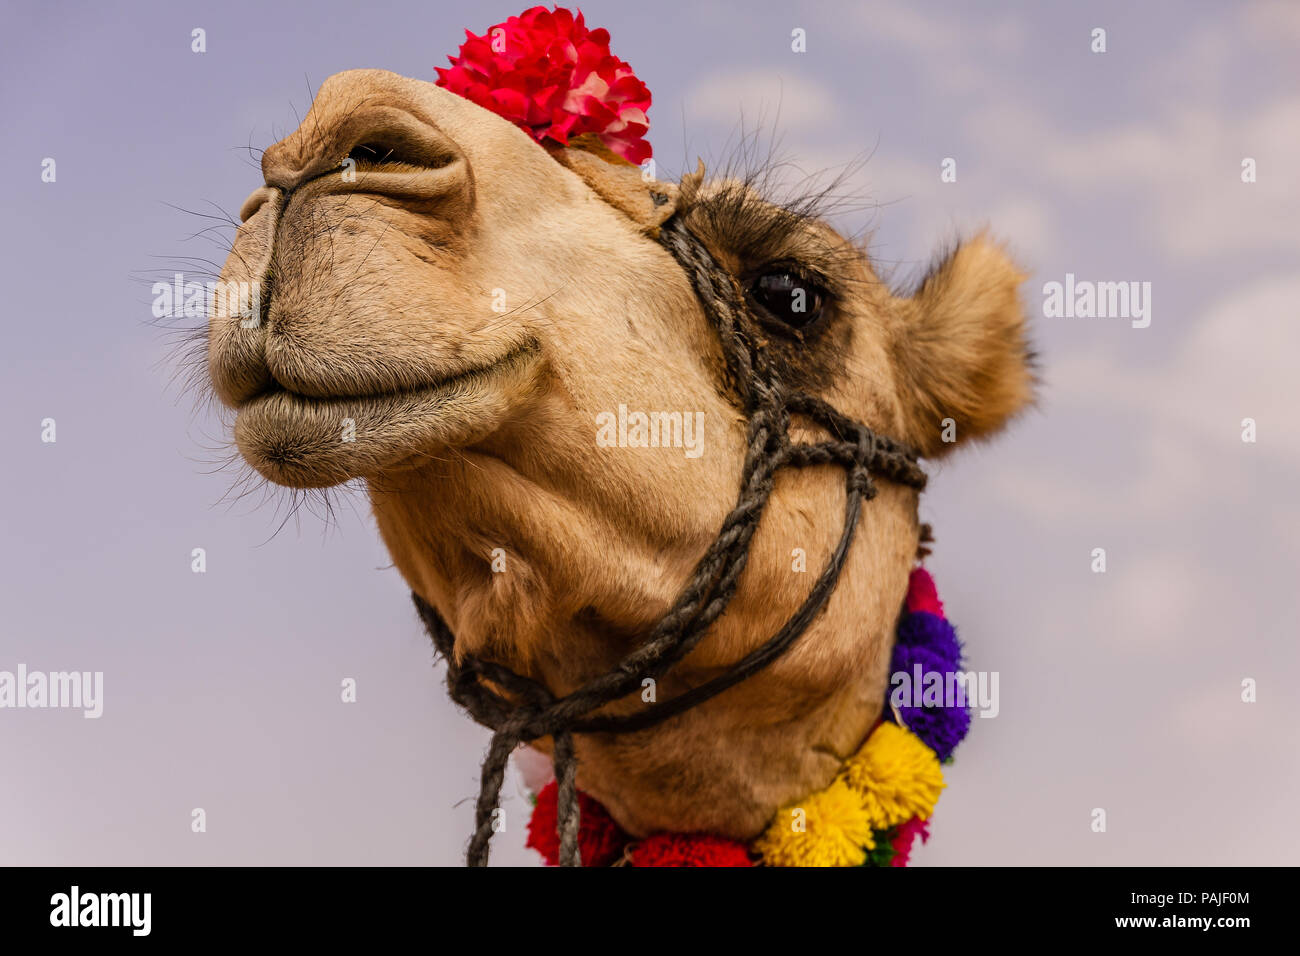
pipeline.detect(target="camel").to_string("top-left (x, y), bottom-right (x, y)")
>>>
top-left (206, 64), bottom-right (1033, 860)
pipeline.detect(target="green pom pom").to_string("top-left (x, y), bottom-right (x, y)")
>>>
top-left (861, 827), bottom-right (898, 867)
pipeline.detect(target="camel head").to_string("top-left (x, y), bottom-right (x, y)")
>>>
top-left (208, 66), bottom-right (1033, 840)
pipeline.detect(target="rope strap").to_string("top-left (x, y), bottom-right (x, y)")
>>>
top-left (413, 216), bottom-right (927, 866)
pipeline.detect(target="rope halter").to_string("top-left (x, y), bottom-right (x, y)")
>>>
top-left (414, 215), bottom-right (928, 866)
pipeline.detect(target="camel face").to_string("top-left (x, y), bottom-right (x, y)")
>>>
top-left (210, 68), bottom-right (700, 489)
top-left (208, 68), bottom-right (1034, 838)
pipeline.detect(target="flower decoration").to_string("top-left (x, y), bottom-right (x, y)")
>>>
top-left (904, 566), bottom-right (945, 618)
top-left (526, 779), bottom-right (629, 867)
top-left (890, 567), bottom-right (971, 761)
top-left (840, 722), bottom-right (945, 829)
top-left (890, 687), bottom-right (971, 764)
top-left (522, 569), bottom-right (965, 866)
top-left (891, 611), bottom-right (971, 761)
top-left (752, 780), bottom-right (877, 868)
top-left (888, 817), bottom-right (930, 867)
top-left (630, 832), bottom-right (753, 867)
top-left (435, 6), bottom-right (652, 164)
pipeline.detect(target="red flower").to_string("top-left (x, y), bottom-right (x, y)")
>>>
top-left (630, 832), bottom-right (754, 867)
top-left (526, 780), bottom-right (629, 867)
top-left (435, 6), bottom-right (652, 164)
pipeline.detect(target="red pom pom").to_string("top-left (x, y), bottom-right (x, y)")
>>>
top-left (436, 6), bottom-right (652, 164)
top-left (526, 780), bottom-right (629, 867)
top-left (630, 832), bottom-right (753, 867)
top-left (889, 817), bottom-right (930, 867)
top-left (905, 567), bottom-right (945, 619)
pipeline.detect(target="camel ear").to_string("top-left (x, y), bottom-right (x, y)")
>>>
top-left (549, 144), bottom-right (678, 234)
top-left (892, 236), bottom-right (1035, 457)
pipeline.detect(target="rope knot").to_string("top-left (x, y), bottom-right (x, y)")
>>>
top-left (852, 470), bottom-right (873, 502)
top-left (850, 468), bottom-right (877, 499)
top-left (851, 427), bottom-right (879, 499)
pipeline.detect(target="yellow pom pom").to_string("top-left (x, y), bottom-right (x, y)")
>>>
top-left (840, 723), bottom-right (945, 829)
top-left (753, 780), bottom-right (875, 867)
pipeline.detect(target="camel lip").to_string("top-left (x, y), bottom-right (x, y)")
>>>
top-left (235, 342), bottom-right (541, 410)
top-left (231, 343), bottom-right (543, 488)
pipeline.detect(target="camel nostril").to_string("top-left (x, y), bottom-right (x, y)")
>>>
top-left (348, 143), bottom-right (396, 166)
top-left (347, 141), bottom-right (456, 171)
top-left (334, 110), bottom-right (462, 179)
top-left (262, 101), bottom-right (466, 194)
top-left (239, 185), bottom-right (279, 223)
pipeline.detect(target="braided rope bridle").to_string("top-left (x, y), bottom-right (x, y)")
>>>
top-left (413, 215), bottom-right (928, 866)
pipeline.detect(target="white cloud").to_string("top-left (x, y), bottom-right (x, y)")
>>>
top-left (1055, 274), bottom-right (1300, 465)
top-left (1245, 0), bottom-right (1300, 47)
top-left (985, 272), bottom-right (1300, 529)
top-left (849, 4), bottom-right (1027, 95)
top-left (979, 198), bottom-right (1058, 266)
top-left (769, 148), bottom-right (1059, 275)
top-left (1029, 99), bottom-right (1300, 260)
top-left (682, 71), bottom-right (836, 133)
top-left (842, 2), bottom-right (1300, 263)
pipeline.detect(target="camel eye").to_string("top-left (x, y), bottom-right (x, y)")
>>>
top-left (750, 270), bottom-right (826, 330)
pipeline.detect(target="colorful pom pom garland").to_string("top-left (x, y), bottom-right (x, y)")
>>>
top-left (524, 567), bottom-right (971, 866)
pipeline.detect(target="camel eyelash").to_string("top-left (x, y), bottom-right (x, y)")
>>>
top-left (683, 182), bottom-right (859, 305)
top-left (740, 259), bottom-right (834, 295)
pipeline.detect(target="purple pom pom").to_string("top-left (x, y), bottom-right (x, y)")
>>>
top-left (895, 697), bottom-right (971, 762)
top-left (888, 610), bottom-right (971, 761)
top-left (896, 611), bottom-right (963, 665)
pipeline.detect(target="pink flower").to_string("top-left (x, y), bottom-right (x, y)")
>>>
top-left (435, 6), bottom-right (652, 164)
top-left (905, 567), bottom-right (945, 618)
top-left (890, 817), bottom-right (931, 867)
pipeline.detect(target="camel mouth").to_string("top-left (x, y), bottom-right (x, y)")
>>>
top-left (232, 343), bottom-right (542, 488)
